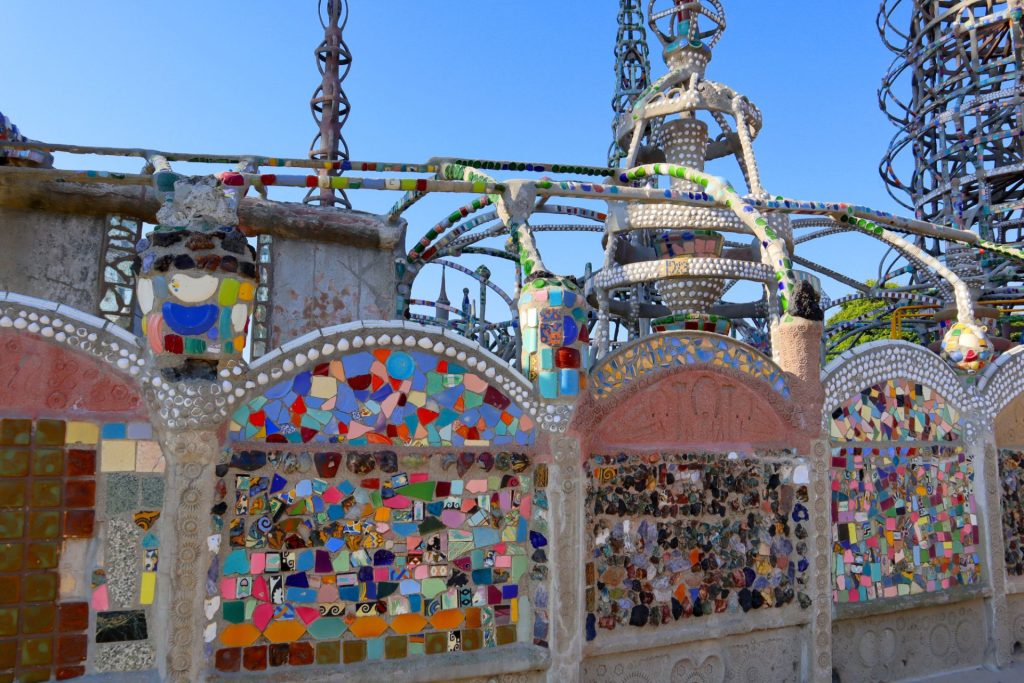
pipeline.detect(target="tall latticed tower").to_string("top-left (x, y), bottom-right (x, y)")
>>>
top-left (608, 0), bottom-right (652, 166)
top-left (306, 0), bottom-right (353, 209)
top-left (879, 0), bottom-right (1024, 242)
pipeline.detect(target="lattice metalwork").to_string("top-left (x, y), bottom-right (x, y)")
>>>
top-left (879, 0), bottom-right (1024, 241)
top-left (98, 215), bottom-right (143, 330)
top-left (305, 0), bottom-right (352, 208)
top-left (609, 0), bottom-right (652, 166)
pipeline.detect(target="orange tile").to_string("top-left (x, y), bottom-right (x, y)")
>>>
top-left (219, 624), bottom-right (261, 647)
top-left (389, 613), bottom-right (427, 635)
top-left (262, 620), bottom-right (306, 643)
top-left (348, 616), bottom-right (388, 639)
top-left (428, 608), bottom-right (464, 631)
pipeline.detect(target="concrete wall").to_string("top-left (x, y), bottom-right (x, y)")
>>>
top-left (268, 237), bottom-right (399, 348)
top-left (0, 207), bottom-right (108, 314)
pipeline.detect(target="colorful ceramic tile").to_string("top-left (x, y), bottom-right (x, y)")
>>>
top-left (829, 379), bottom-right (962, 442)
top-left (229, 350), bottom-right (535, 446)
top-left (830, 445), bottom-right (979, 603)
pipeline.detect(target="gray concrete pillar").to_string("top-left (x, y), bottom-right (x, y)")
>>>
top-left (267, 213), bottom-right (404, 347)
top-left (0, 206), bottom-right (108, 311)
top-left (547, 434), bottom-right (585, 682)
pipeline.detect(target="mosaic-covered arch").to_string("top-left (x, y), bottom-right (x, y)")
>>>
top-left (823, 341), bottom-right (978, 605)
top-left (212, 323), bottom-right (550, 675)
top-left (231, 323), bottom-right (540, 446)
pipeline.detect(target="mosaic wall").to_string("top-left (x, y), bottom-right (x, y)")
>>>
top-left (230, 351), bottom-right (534, 446)
top-left (589, 333), bottom-right (790, 400)
top-left (210, 447), bottom-right (548, 673)
top-left (829, 379), bottom-right (962, 442)
top-left (999, 449), bottom-right (1024, 576)
top-left (92, 422), bottom-right (164, 673)
top-left (584, 452), bottom-right (811, 640)
top-left (0, 418), bottom-right (94, 682)
top-left (831, 446), bottom-right (979, 603)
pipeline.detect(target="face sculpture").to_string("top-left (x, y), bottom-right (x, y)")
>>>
top-left (941, 320), bottom-right (994, 372)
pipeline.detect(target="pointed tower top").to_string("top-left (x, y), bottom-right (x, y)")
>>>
top-left (437, 266), bottom-right (450, 306)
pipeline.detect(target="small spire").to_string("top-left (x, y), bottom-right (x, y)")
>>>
top-left (435, 266), bottom-right (450, 321)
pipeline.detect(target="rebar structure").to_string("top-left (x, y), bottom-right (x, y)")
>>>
top-left (608, 0), bottom-right (652, 167)
top-left (306, 0), bottom-right (352, 209)
top-left (879, 0), bottom-right (1024, 243)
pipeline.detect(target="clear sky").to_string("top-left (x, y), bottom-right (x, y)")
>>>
top-left (3, 1), bottom-right (909, 321)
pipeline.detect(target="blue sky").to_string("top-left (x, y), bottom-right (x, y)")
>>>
top-left (3, 1), bottom-right (909, 320)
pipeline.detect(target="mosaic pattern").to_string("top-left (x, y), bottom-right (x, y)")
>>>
top-left (230, 351), bottom-right (535, 446)
top-left (519, 280), bottom-right (590, 401)
top-left (590, 333), bottom-right (790, 400)
top-left (85, 423), bottom-right (163, 676)
top-left (0, 418), bottom-right (96, 683)
top-left (999, 449), bottom-right (1024, 576)
top-left (829, 379), bottom-right (962, 442)
top-left (831, 446), bottom-right (980, 603)
top-left (136, 226), bottom-right (258, 359)
top-left (585, 452), bottom-right (810, 639)
top-left (211, 449), bottom-right (547, 672)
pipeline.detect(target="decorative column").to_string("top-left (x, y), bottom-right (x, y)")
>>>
top-left (807, 439), bottom-right (834, 683)
top-left (519, 279), bottom-right (590, 401)
top-left (136, 173), bottom-right (243, 681)
top-left (546, 434), bottom-right (585, 683)
top-left (973, 421), bottom-right (1013, 666)
top-left (160, 429), bottom-right (221, 682)
top-left (771, 318), bottom-right (831, 681)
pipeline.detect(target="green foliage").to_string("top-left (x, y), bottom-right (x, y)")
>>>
top-left (825, 281), bottom-right (920, 361)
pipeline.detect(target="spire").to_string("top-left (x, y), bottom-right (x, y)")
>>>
top-left (435, 266), bottom-right (450, 321)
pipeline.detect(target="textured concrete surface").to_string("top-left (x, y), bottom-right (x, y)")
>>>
top-left (0, 206), bottom-right (107, 312)
top-left (907, 661), bottom-right (1024, 682)
top-left (269, 236), bottom-right (398, 346)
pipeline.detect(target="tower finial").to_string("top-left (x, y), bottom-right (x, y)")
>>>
top-left (435, 266), bottom-right (450, 322)
top-left (647, 0), bottom-right (726, 58)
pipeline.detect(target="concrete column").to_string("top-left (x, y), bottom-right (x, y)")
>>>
top-left (974, 425), bottom-right (1013, 665)
top-left (268, 213), bottom-right (404, 347)
top-left (159, 428), bottom-right (220, 682)
top-left (807, 438), bottom-right (834, 682)
top-left (0, 206), bottom-right (108, 311)
top-left (546, 434), bottom-right (585, 682)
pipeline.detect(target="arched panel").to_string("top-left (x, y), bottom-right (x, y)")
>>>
top-left (590, 331), bottom-right (791, 401)
top-left (213, 322), bottom-right (549, 674)
top-left (232, 323), bottom-right (538, 446)
top-left (824, 342), bottom-right (978, 608)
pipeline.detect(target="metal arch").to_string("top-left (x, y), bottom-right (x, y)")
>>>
top-left (429, 259), bottom-right (515, 309)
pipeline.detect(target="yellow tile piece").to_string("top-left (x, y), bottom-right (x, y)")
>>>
top-left (100, 440), bottom-right (136, 472)
top-left (65, 421), bottom-right (99, 445)
top-left (140, 572), bottom-right (156, 605)
top-left (238, 281), bottom-right (255, 301)
top-left (310, 376), bottom-right (338, 400)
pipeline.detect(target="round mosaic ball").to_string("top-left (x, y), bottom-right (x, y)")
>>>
top-left (941, 320), bottom-right (994, 372)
